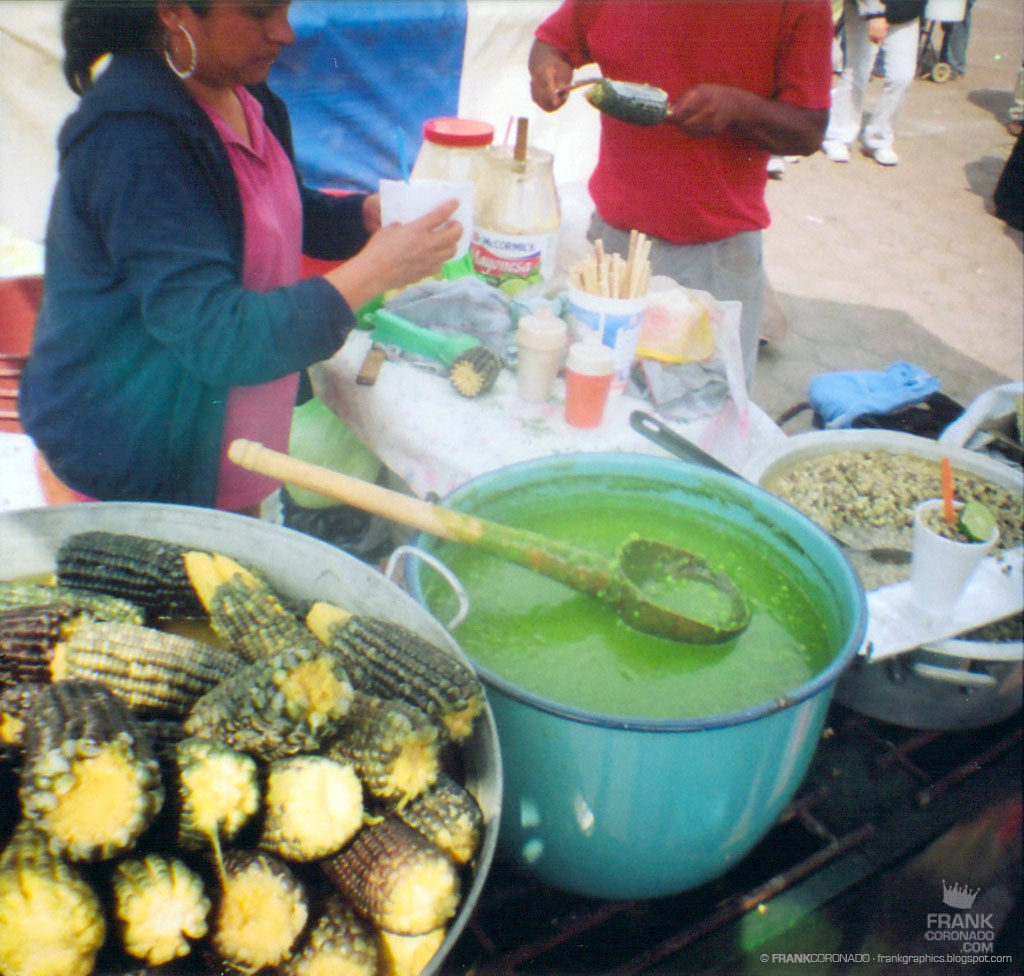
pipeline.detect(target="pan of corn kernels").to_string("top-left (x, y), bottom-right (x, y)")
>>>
top-left (744, 430), bottom-right (1023, 729)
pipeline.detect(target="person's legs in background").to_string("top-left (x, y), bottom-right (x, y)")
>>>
top-left (861, 16), bottom-right (919, 165)
top-left (822, 1), bottom-right (875, 162)
top-left (939, 0), bottom-right (974, 79)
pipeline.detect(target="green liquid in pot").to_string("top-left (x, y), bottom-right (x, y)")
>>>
top-left (423, 481), bottom-right (835, 719)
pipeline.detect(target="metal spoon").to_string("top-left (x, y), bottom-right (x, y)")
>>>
top-left (629, 412), bottom-right (912, 565)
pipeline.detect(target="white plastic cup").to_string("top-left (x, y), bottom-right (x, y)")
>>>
top-left (564, 342), bottom-right (615, 428)
top-left (516, 313), bottom-right (568, 402)
top-left (566, 287), bottom-right (648, 393)
top-left (909, 498), bottom-right (998, 617)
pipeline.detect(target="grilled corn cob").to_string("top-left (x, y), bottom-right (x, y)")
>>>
top-left (321, 816), bottom-right (460, 936)
top-left (56, 531), bottom-right (206, 619)
top-left (307, 604), bottom-right (485, 742)
top-left (51, 619), bottom-right (244, 717)
top-left (19, 680), bottom-right (164, 860)
top-left (0, 820), bottom-right (106, 976)
top-left (584, 78), bottom-right (668, 126)
top-left (260, 754), bottom-right (364, 862)
top-left (184, 643), bottom-right (354, 759)
top-left (278, 893), bottom-right (378, 976)
top-left (185, 551), bottom-right (320, 662)
top-left (113, 854), bottom-right (210, 966)
top-left (0, 580), bottom-right (145, 624)
top-left (1, 682), bottom-right (45, 752)
top-left (395, 773), bottom-right (483, 867)
top-left (0, 602), bottom-right (76, 685)
top-left (377, 927), bottom-right (447, 976)
top-left (325, 694), bottom-right (441, 806)
top-left (173, 736), bottom-right (260, 851)
top-left (212, 849), bottom-right (309, 971)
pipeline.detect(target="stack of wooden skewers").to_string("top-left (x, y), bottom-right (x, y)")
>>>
top-left (569, 229), bottom-right (652, 300)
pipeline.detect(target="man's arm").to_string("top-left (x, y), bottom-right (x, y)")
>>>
top-left (667, 85), bottom-right (828, 156)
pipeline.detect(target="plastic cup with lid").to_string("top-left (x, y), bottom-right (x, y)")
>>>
top-left (516, 310), bottom-right (568, 403)
top-left (564, 342), bottom-right (615, 428)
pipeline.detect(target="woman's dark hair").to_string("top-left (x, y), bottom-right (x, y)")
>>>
top-left (61, 0), bottom-right (214, 95)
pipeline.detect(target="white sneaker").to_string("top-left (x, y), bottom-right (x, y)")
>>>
top-left (822, 140), bottom-right (850, 163)
top-left (767, 155), bottom-right (786, 178)
top-left (871, 146), bottom-right (900, 166)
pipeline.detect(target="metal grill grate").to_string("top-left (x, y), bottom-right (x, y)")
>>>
top-left (442, 703), bottom-right (1022, 975)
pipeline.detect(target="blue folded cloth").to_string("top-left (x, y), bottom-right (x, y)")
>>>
top-left (808, 361), bottom-right (941, 429)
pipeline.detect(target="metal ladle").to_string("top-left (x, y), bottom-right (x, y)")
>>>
top-left (228, 439), bottom-right (751, 645)
top-left (629, 412), bottom-right (912, 565)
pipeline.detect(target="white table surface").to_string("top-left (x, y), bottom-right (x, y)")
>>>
top-left (310, 330), bottom-right (788, 500)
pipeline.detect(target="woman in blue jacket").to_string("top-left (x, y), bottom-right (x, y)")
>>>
top-left (20, 0), bottom-right (460, 510)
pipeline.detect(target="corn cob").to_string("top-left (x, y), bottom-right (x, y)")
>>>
top-left (0, 819), bottom-right (106, 976)
top-left (307, 604), bottom-right (485, 742)
top-left (377, 927), bottom-right (447, 976)
top-left (0, 579), bottom-right (144, 624)
top-left (320, 816), bottom-right (460, 936)
top-left (51, 618), bottom-right (245, 717)
top-left (260, 753), bottom-right (364, 862)
top-left (1, 682), bottom-right (46, 753)
top-left (55, 530), bottom-right (206, 619)
top-left (113, 853), bottom-right (210, 966)
top-left (185, 551), bottom-right (320, 662)
top-left (212, 849), bottom-right (309, 971)
top-left (19, 680), bottom-right (164, 861)
top-left (278, 893), bottom-right (377, 976)
top-left (173, 736), bottom-right (260, 852)
top-left (0, 602), bottom-right (76, 685)
top-left (184, 643), bottom-right (354, 760)
top-left (325, 693), bottom-right (441, 806)
top-left (394, 773), bottom-right (483, 867)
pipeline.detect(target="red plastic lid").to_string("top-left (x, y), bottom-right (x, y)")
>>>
top-left (422, 117), bottom-right (495, 147)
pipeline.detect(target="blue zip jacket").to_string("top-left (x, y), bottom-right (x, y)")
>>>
top-left (20, 50), bottom-right (370, 506)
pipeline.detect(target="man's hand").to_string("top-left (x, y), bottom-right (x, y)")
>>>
top-left (667, 83), bottom-right (751, 138)
top-left (868, 17), bottom-right (888, 44)
top-left (529, 39), bottom-right (574, 112)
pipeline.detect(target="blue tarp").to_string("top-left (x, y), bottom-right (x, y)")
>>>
top-left (269, 1), bottom-right (468, 193)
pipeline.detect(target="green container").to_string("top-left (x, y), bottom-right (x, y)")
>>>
top-left (408, 453), bottom-right (865, 899)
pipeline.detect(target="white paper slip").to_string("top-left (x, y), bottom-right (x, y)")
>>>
top-left (379, 178), bottom-right (473, 258)
top-left (862, 547), bottom-right (1023, 662)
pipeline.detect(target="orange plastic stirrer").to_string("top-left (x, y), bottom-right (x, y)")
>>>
top-left (940, 456), bottom-right (956, 524)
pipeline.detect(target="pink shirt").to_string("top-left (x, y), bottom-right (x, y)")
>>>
top-left (203, 87), bottom-right (303, 511)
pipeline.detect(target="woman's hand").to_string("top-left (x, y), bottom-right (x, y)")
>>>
top-left (324, 199), bottom-right (461, 312)
top-left (529, 39), bottom-right (573, 111)
top-left (362, 193), bottom-right (382, 234)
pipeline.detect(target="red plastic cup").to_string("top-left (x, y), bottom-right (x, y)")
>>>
top-left (564, 342), bottom-right (615, 428)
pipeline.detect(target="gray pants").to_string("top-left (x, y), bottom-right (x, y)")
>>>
top-left (587, 215), bottom-right (764, 386)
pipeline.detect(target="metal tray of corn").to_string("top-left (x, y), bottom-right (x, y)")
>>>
top-left (0, 502), bottom-right (502, 976)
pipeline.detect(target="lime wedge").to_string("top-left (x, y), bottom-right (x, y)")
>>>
top-left (958, 500), bottom-right (996, 542)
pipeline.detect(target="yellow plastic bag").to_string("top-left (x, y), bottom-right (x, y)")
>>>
top-left (635, 282), bottom-right (714, 364)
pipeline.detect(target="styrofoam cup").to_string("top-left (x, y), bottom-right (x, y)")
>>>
top-left (909, 498), bottom-right (998, 617)
top-left (566, 287), bottom-right (648, 393)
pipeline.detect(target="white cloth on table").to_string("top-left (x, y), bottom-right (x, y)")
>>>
top-left (310, 330), bottom-right (786, 500)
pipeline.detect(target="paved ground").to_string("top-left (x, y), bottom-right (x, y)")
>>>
top-left (751, 0), bottom-right (1023, 431)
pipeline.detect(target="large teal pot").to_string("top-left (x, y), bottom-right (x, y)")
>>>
top-left (407, 453), bottom-right (865, 900)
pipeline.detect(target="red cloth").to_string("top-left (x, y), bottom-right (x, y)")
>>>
top-left (202, 86), bottom-right (303, 512)
top-left (536, 0), bottom-right (834, 244)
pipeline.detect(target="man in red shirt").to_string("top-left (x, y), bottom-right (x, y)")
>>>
top-left (529, 0), bottom-right (833, 385)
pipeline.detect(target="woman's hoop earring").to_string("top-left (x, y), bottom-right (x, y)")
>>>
top-left (164, 25), bottom-right (197, 80)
